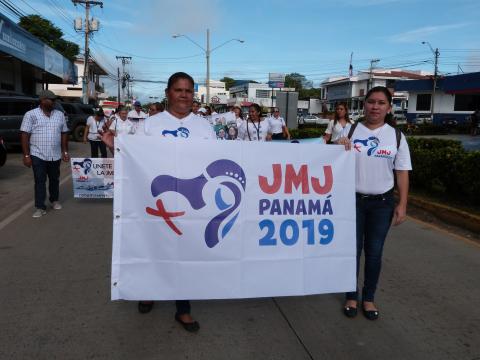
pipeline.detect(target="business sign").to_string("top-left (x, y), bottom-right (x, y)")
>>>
top-left (269, 73), bottom-right (286, 82)
top-left (71, 158), bottom-right (114, 198)
top-left (0, 13), bottom-right (76, 84)
top-left (112, 137), bottom-right (356, 300)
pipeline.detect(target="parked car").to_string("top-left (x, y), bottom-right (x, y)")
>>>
top-left (60, 102), bottom-right (95, 142)
top-left (393, 110), bottom-right (407, 125)
top-left (0, 95), bottom-right (37, 147)
top-left (303, 114), bottom-right (330, 125)
top-left (0, 136), bottom-right (6, 167)
top-left (349, 111), bottom-right (361, 121)
top-left (415, 113), bottom-right (433, 124)
top-left (0, 95), bottom-right (69, 147)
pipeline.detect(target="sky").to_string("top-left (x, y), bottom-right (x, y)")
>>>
top-left (4, 0), bottom-right (480, 102)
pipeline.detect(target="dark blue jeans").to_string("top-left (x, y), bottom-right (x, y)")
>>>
top-left (346, 191), bottom-right (395, 302)
top-left (89, 140), bottom-right (107, 158)
top-left (176, 300), bottom-right (190, 315)
top-left (31, 155), bottom-right (61, 210)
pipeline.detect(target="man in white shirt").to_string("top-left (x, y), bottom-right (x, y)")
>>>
top-left (128, 100), bottom-right (147, 133)
top-left (20, 90), bottom-right (70, 218)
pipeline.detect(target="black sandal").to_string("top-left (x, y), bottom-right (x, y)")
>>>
top-left (138, 301), bottom-right (154, 314)
top-left (343, 305), bottom-right (358, 318)
top-left (175, 313), bottom-right (200, 333)
top-left (362, 303), bottom-right (379, 321)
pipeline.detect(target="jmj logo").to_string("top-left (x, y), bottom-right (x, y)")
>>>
top-left (353, 136), bottom-right (379, 156)
top-left (161, 127), bottom-right (190, 138)
top-left (73, 158), bottom-right (93, 175)
top-left (146, 159), bottom-right (246, 248)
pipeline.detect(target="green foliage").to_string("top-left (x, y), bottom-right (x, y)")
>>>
top-left (407, 137), bottom-right (480, 205)
top-left (219, 77), bottom-right (235, 90)
top-left (299, 88), bottom-right (322, 100)
top-left (289, 126), bottom-right (326, 139)
top-left (284, 73), bottom-right (313, 90)
top-left (19, 15), bottom-right (79, 61)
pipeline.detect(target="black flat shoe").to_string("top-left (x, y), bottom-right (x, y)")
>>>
top-left (175, 313), bottom-right (200, 333)
top-left (343, 306), bottom-right (358, 318)
top-left (138, 301), bottom-right (154, 314)
top-left (362, 307), bottom-right (379, 321)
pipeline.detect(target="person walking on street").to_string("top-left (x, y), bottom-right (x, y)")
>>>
top-left (238, 104), bottom-right (272, 141)
top-left (268, 107), bottom-right (291, 140)
top-left (128, 100), bottom-right (147, 133)
top-left (83, 109), bottom-right (108, 158)
top-left (337, 86), bottom-right (412, 321)
top-left (20, 90), bottom-right (70, 218)
top-left (324, 102), bottom-right (354, 144)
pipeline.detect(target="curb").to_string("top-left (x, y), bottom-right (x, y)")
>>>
top-left (407, 194), bottom-right (480, 234)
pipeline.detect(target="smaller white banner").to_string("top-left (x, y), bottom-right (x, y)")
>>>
top-left (71, 158), bottom-right (114, 198)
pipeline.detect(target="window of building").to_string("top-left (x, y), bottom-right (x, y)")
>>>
top-left (416, 94), bottom-right (431, 111)
top-left (454, 94), bottom-right (480, 111)
top-left (256, 90), bottom-right (270, 98)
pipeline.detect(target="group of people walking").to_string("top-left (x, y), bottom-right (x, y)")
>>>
top-left (20, 71), bottom-right (411, 333)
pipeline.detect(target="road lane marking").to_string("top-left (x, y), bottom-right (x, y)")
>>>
top-left (0, 174), bottom-right (71, 232)
top-left (407, 216), bottom-right (480, 248)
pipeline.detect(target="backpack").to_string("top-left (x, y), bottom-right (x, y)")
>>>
top-left (347, 122), bottom-right (402, 149)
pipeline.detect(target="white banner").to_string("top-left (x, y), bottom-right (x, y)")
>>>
top-left (71, 158), bottom-right (114, 198)
top-left (112, 136), bottom-right (356, 300)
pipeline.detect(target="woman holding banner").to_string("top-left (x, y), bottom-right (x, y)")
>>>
top-left (141, 72), bottom-right (215, 332)
top-left (337, 86), bottom-right (411, 321)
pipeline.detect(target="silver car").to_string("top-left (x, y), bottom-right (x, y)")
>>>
top-left (303, 115), bottom-right (330, 125)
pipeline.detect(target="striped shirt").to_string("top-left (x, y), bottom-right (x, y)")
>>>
top-left (20, 107), bottom-right (69, 161)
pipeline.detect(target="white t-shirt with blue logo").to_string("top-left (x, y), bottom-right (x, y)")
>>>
top-left (351, 122), bottom-right (412, 195)
top-left (144, 111), bottom-right (216, 139)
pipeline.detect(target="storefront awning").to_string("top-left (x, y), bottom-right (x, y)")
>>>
top-left (0, 13), bottom-right (76, 84)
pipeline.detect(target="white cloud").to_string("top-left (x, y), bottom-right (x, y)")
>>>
top-left (388, 23), bottom-right (470, 43)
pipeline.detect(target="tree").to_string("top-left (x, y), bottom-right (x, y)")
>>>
top-left (106, 96), bottom-right (117, 101)
top-left (299, 88), bottom-right (322, 100)
top-left (285, 73), bottom-right (313, 91)
top-left (220, 77), bottom-right (236, 90)
top-left (18, 15), bottom-right (79, 61)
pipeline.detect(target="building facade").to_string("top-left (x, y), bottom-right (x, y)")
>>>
top-left (228, 82), bottom-right (295, 108)
top-left (49, 57), bottom-right (107, 104)
top-left (0, 13), bottom-right (76, 96)
top-left (395, 71), bottom-right (480, 124)
top-left (320, 69), bottom-right (430, 113)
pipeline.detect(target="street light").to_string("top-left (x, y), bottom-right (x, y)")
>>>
top-left (173, 29), bottom-right (244, 105)
top-left (422, 41), bottom-right (440, 123)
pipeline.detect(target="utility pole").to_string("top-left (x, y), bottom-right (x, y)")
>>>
top-left (206, 28), bottom-right (210, 106)
top-left (422, 42), bottom-right (439, 123)
top-left (116, 56), bottom-right (131, 103)
top-left (117, 67), bottom-right (121, 105)
top-left (368, 59), bottom-right (380, 91)
top-left (349, 52), bottom-right (353, 77)
top-left (72, 0), bottom-right (103, 104)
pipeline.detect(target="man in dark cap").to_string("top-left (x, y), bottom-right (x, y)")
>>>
top-left (20, 89), bottom-right (70, 218)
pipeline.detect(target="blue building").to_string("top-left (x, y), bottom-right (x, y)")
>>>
top-left (395, 72), bottom-right (480, 124)
top-left (0, 13), bottom-right (76, 96)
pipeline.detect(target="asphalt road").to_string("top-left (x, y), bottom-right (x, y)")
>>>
top-left (0, 142), bottom-right (479, 360)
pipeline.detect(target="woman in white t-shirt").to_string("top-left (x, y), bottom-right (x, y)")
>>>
top-left (108, 107), bottom-right (135, 136)
top-left (337, 86), bottom-right (412, 321)
top-left (83, 109), bottom-right (107, 158)
top-left (324, 102), bottom-right (354, 144)
top-left (238, 104), bottom-right (271, 141)
top-left (269, 108), bottom-right (291, 140)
